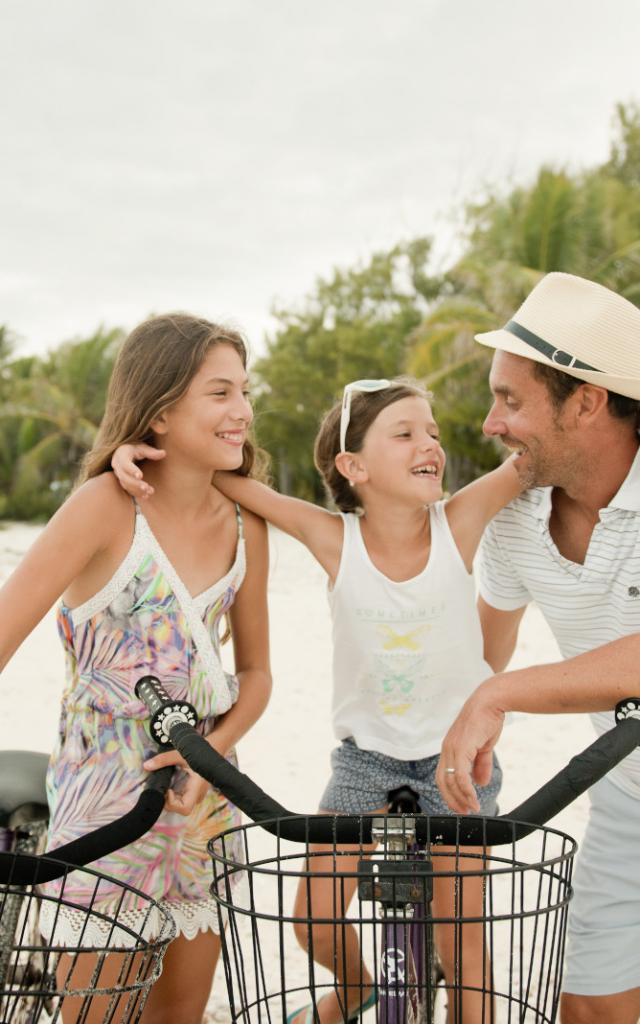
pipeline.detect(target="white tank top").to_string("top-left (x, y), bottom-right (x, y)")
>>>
top-left (328, 502), bottom-right (492, 760)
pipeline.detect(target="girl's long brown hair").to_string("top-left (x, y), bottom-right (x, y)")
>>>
top-left (78, 313), bottom-right (266, 484)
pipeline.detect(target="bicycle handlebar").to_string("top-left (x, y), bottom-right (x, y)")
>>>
top-left (0, 765), bottom-right (173, 886)
top-left (4, 668), bottom-right (633, 887)
top-left (135, 676), bottom-right (640, 846)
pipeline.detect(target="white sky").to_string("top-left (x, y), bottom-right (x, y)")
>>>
top-left (2, 0), bottom-right (639, 357)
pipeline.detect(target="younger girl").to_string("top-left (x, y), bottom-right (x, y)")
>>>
top-left (3, 314), bottom-right (271, 1024)
top-left (113, 377), bottom-right (526, 1024)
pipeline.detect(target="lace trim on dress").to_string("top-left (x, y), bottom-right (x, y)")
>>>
top-left (193, 504), bottom-right (246, 613)
top-left (39, 897), bottom-right (176, 950)
top-left (67, 503), bottom-right (245, 628)
top-left (134, 514), bottom-right (238, 715)
top-left (193, 543), bottom-right (245, 613)
top-left (39, 892), bottom-right (244, 947)
top-left (65, 504), bottom-right (246, 715)
top-left (163, 896), bottom-right (223, 940)
top-left (66, 514), bottom-right (149, 627)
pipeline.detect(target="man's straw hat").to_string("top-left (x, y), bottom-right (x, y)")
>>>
top-left (475, 273), bottom-right (640, 400)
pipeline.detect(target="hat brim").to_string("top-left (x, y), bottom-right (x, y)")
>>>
top-left (476, 328), bottom-right (640, 401)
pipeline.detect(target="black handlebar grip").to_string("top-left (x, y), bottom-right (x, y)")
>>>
top-left (136, 674), bottom-right (169, 716)
top-left (506, 714), bottom-right (640, 830)
top-left (136, 675), bottom-right (198, 747)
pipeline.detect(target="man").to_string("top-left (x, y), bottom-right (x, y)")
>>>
top-left (436, 272), bottom-right (640, 1024)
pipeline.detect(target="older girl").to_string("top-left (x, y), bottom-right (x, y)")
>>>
top-left (3, 314), bottom-right (271, 1023)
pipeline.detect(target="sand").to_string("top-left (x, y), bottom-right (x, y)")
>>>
top-left (0, 522), bottom-right (596, 1020)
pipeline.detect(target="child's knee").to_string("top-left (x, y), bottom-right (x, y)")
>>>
top-left (436, 923), bottom-right (487, 979)
top-left (292, 918), bottom-right (310, 950)
top-left (292, 920), bottom-right (336, 960)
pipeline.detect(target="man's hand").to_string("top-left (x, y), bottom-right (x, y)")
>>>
top-left (143, 749), bottom-right (209, 817)
top-left (436, 682), bottom-right (507, 813)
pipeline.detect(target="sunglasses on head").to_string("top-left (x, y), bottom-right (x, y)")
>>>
top-left (339, 379), bottom-right (392, 453)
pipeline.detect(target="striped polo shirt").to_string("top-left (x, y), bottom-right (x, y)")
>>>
top-left (479, 446), bottom-right (640, 799)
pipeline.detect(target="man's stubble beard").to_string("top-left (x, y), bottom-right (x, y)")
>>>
top-left (516, 445), bottom-right (583, 492)
top-left (510, 411), bottom-right (575, 491)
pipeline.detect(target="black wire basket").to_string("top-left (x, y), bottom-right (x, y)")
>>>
top-left (0, 851), bottom-right (175, 1024)
top-left (209, 815), bottom-right (577, 1023)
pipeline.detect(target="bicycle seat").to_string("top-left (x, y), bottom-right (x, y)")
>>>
top-left (387, 784), bottom-right (422, 813)
top-left (0, 750), bottom-right (49, 825)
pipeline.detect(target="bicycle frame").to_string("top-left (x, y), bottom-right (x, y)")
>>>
top-left (376, 782), bottom-right (445, 1023)
top-left (367, 814), bottom-right (432, 1024)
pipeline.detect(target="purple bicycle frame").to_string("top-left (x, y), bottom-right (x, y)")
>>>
top-left (377, 849), bottom-right (437, 1024)
top-left (379, 917), bottom-right (422, 1023)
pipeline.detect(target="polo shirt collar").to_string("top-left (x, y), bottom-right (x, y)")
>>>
top-left (609, 444), bottom-right (640, 512)
top-left (531, 487), bottom-right (552, 522)
top-left (528, 444), bottom-right (640, 521)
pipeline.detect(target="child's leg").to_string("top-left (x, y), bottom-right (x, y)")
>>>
top-left (432, 847), bottom-right (491, 1024)
top-left (402, 750), bottom-right (501, 1022)
top-left (141, 930), bottom-right (220, 1023)
top-left (58, 949), bottom-right (149, 1024)
top-left (289, 820), bottom-right (383, 1024)
top-left (287, 740), bottom-right (401, 1022)
top-left (58, 930), bottom-right (220, 1024)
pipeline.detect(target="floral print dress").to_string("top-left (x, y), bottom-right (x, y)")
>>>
top-left (43, 501), bottom-right (245, 942)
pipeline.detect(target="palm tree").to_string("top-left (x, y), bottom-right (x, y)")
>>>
top-left (0, 327), bottom-right (122, 517)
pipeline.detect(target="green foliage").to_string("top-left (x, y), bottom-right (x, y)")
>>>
top-left (606, 101), bottom-right (640, 190)
top-left (0, 327), bottom-right (122, 519)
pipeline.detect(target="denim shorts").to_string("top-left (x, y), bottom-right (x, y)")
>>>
top-left (319, 737), bottom-right (502, 815)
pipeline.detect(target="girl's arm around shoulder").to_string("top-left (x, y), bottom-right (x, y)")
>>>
top-left (444, 455), bottom-right (525, 572)
top-left (215, 471), bottom-right (343, 581)
top-left (0, 474), bottom-right (132, 671)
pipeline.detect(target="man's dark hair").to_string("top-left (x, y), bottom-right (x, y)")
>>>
top-left (532, 362), bottom-right (640, 423)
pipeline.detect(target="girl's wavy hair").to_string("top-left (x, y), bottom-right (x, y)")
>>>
top-left (314, 377), bottom-right (432, 513)
top-left (78, 313), bottom-right (268, 485)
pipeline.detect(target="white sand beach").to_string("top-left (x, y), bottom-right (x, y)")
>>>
top-left (0, 522), bottom-right (596, 1021)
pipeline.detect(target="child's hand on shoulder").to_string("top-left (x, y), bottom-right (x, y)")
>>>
top-left (111, 443), bottom-right (165, 499)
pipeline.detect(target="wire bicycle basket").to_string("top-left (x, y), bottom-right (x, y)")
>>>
top-left (209, 814), bottom-right (577, 1024)
top-left (0, 851), bottom-right (175, 1024)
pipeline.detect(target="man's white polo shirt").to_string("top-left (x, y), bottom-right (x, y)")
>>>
top-left (479, 446), bottom-right (640, 799)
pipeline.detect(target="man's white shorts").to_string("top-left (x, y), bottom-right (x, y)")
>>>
top-left (563, 774), bottom-right (640, 996)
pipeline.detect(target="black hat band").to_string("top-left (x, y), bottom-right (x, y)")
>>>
top-left (505, 320), bottom-right (602, 372)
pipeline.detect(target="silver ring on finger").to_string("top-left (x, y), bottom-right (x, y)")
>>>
top-left (444, 767), bottom-right (456, 774)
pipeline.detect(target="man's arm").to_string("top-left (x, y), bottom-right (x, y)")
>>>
top-left (437, 632), bottom-right (640, 813)
top-left (478, 597), bottom-right (526, 672)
